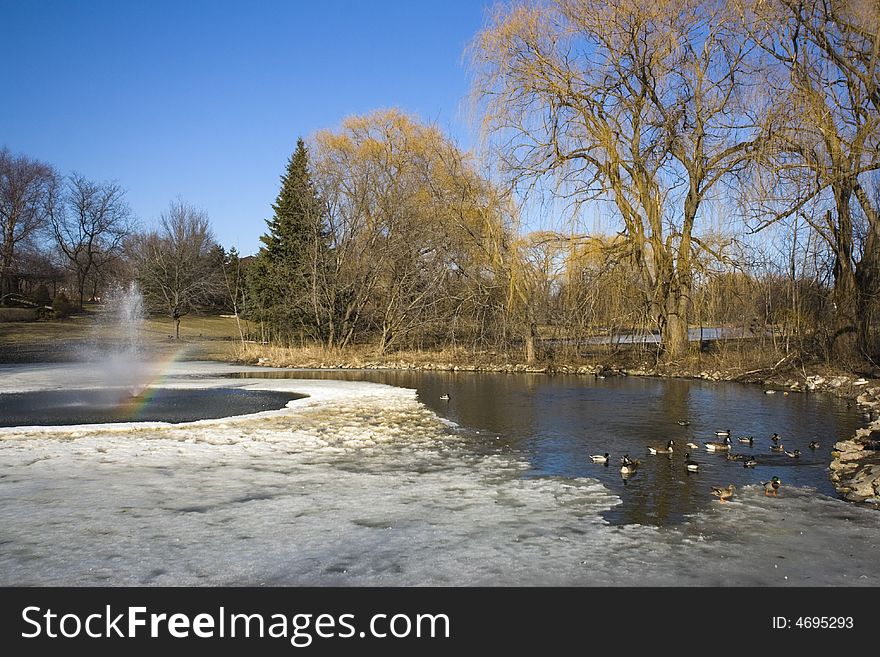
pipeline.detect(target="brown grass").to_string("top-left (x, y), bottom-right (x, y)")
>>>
top-left (0, 309), bottom-right (856, 385)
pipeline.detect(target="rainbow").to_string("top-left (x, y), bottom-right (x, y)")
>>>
top-left (116, 347), bottom-right (189, 420)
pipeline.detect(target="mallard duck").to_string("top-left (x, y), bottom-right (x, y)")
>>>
top-left (684, 453), bottom-right (700, 472)
top-left (743, 456), bottom-right (758, 468)
top-left (648, 440), bottom-right (674, 455)
top-left (715, 429), bottom-right (731, 437)
top-left (770, 432), bottom-right (781, 442)
top-left (725, 453), bottom-right (745, 461)
top-left (762, 476), bottom-right (781, 497)
top-left (770, 443), bottom-right (784, 453)
top-left (677, 419), bottom-right (690, 426)
top-left (738, 435), bottom-right (754, 446)
top-left (808, 441), bottom-right (820, 450)
top-left (440, 393), bottom-right (451, 400)
top-left (590, 452), bottom-right (610, 464)
top-left (704, 436), bottom-right (732, 452)
top-left (784, 449), bottom-right (801, 458)
top-left (711, 484), bottom-right (736, 503)
top-left (685, 441), bottom-right (700, 449)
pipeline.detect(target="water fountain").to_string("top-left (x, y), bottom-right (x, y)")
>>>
top-left (0, 282), bottom-right (303, 427)
top-left (91, 282), bottom-right (153, 400)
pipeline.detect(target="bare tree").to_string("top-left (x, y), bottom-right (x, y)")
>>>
top-left (471, 0), bottom-right (762, 360)
top-left (310, 109), bottom-right (512, 353)
top-left (132, 201), bottom-right (218, 339)
top-left (739, 0), bottom-right (880, 359)
top-left (0, 148), bottom-right (57, 299)
top-left (49, 173), bottom-right (133, 307)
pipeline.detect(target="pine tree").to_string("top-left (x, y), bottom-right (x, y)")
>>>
top-left (249, 138), bottom-right (325, 342)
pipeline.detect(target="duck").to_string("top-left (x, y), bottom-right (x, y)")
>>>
top-left (743, 456), bottom-right (758, 468)
top-left (711, 484), bottom-right (736, 503)
top-left (770, 443), bottom-right (785, 453)
top-left (704, 436), bottom-right (732, 452)
top-left (590, 453), bottom-right (610, 464)
top-left (784, 449), bottom-right (801, 458)
top-left (685, 441), bottom-right (700, 450)
top-left (770, 433), bottom-right (781, 442)
top-left (725, 453), bottom-right (745, 461)
top-left (808, 441), bottom-right (820, 450)
top-left (440, 393), bottom-right (451, 401)
top-left (684, 453), bottom-right (700, 472)
top-left (648, 440), bottom-right (674, 455)
top-left (762, 476), bottom-right (781, 497)
top-left (738, 435), bottom-right (754, 446)
top-left (677, 419), bottom-right (690, 426)
top-left (619, 455), bottom-right (640, 475)
top-left (715, 429), bottom-right (731, 437)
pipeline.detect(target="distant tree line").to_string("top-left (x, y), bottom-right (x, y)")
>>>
top-left (0, 149), bottom-right (237, 334)
top-left (468, 0), bottom-right (880, 365)
top-left (3, 0), bottom-right (878, 368)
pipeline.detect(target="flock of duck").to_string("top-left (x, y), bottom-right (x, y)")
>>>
top-left (590, 426), bottom-right (819, 503)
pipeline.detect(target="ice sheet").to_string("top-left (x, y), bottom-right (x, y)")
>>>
top-left (1, 362), bottom-right (879, 586)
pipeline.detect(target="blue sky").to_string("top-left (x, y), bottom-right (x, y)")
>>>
top-left (1, 0), bottom-right (490, 255)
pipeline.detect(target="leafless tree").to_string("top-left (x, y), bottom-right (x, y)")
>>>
top-left (310, 109), bottom-right (512, 353)
top-left (132, 201), bottom-right (218, 339)
top-left (471, 0), bottom-right (763, 360)
top-left (0, 148), bottom-right (57, 299)
top-left (739, 0), bottom-right (880, 359)
top-left (48, 173), bottom-right (133, 307)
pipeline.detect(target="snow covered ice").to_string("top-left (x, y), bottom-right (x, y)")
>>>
top-left (1, 362), bottom-right (879, 586)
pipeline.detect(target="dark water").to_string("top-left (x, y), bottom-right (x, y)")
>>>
top-left (0, 388), bottom-right (304, 427)
top-left (224, 369), bottom-right (863, 526)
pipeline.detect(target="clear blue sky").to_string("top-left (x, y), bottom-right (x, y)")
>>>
top-left (1, 0), bottom-right (490, 255)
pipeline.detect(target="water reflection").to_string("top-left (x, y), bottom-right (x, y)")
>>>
top-left (223, 369), bottom-right (861, 527)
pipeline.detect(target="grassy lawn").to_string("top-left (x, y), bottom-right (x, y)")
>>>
top-left (0, 309), bottom-right (244, 363)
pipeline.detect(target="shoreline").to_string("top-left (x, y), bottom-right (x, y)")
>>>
top-left (236, 352), bottom-right (880, 507)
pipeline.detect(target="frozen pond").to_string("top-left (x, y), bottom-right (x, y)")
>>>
top-left (224, 369), bottom-right (863, 525)
top-left (1, 362), bottom-right (879, 586)
top-left (0, 388), bottom-right (304, 427)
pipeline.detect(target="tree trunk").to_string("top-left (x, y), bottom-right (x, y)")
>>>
top-left (379, 323), bottom-right (392, 355)
top-left (855, 183), bottom-right (880, 360)
top-left (830, 195), bottom-right (860, 362)
top-left (77, 274), bottom-right (86, 309)
top-left (524, 320), bottom-right (537, 364)
top-left (0, 238), bottom-right (14, 298)
top-left (661, 303), bottom-right (689, 361)
top-left (856, 253), bottom-right (880, 360)
top-left (174, 316), bottom-right (181, 339)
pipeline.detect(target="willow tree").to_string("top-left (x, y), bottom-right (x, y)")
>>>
top-left (471, 0), bottom-right (761, 359)
top-left (311, 109), bottom-right (511, 353)
top-left (739, 0), bottom-right (880, 360)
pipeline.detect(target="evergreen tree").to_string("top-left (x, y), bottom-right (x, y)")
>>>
top-left (249, 138), bottom-right (325, 342)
